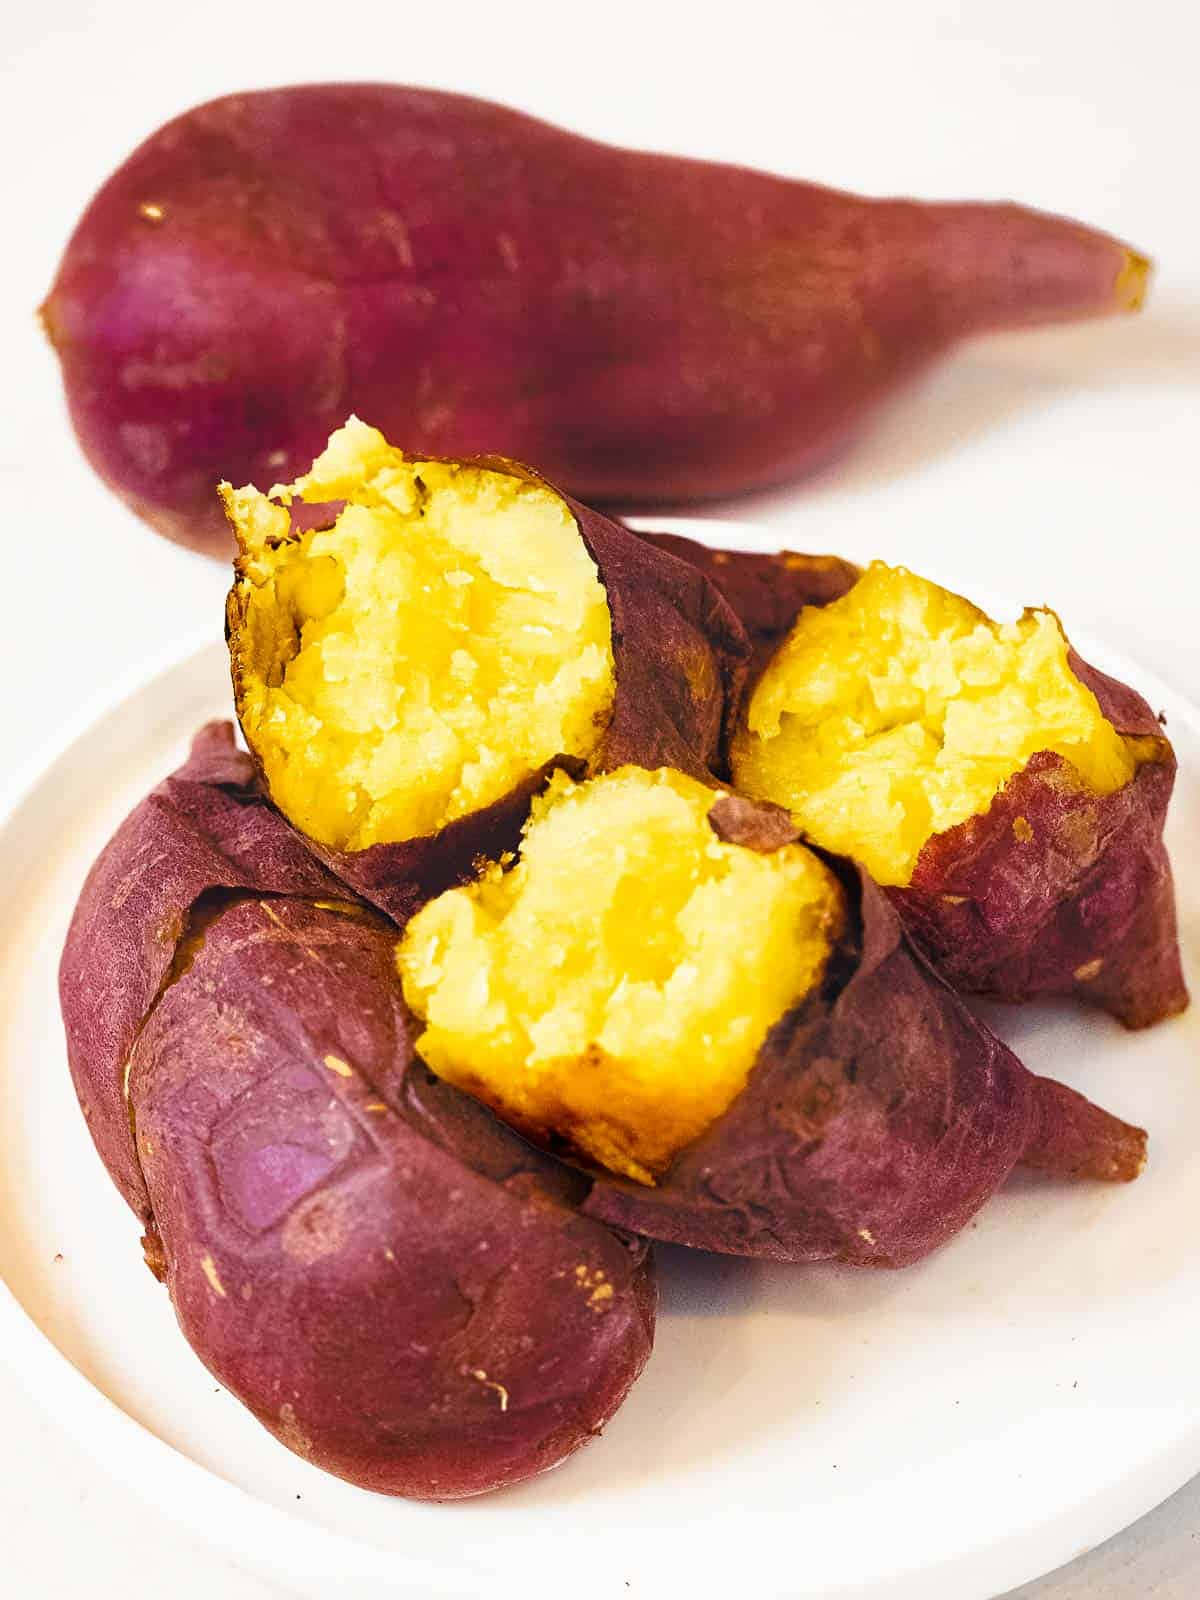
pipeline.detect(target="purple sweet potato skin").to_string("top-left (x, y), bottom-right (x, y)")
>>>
top-left (583, 860), bottom-right (1146, 1267)
top-left (229, 482), bottom-right (750, 925)
top-left (130, 896), bottom-right (654, 1499)
top-left (60, 724), bottom-right (655, 1497)
top-left (892, 655), bottom-right (1187, 1028)
top-left (58, 721), bottom-right (346, 1217)
top-left (579, 498), bottom-right (748, 772)
top-left (43, 85), bottom-right (1147, 555)
top-left (1023, 1077), bottom-right (1149, 1183)
top-left (634, 530), bottom-right (861, 687)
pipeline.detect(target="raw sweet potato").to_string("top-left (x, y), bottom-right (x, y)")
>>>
top-left (42, 84), bottom-right (1150, 556)
top-left (730, 562), bottom-right (1187, 1027)
top-left (397, 768), bottom-right (1147, 1266)
top-left (60, 723), bottom-right (655, 1498)
top-left (224, 421), bottom-right (748, 924)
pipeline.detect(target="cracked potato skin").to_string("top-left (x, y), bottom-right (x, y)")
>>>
top-left (60, 724), bottom-right (654, 1498)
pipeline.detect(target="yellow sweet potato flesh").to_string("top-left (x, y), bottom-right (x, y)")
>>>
top-left (224, 419), bottom-right (615, 851)
top-left (397, 766), bottom-right (845, 1184)
top-left (731, 563), bottom-right (1146, 887)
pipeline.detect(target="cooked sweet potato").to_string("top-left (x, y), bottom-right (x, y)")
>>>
top-left (730, 562), bottom-right (1187, 1027)
top-left (42, 84), bottom-right (1150, 556)
top-left (398, 767), bottom-right (1147, 1266)
top-left (59, 720), bottom-right (346, 1218)
top-left (400, 767), bottom-right (846, 1185)
top-left (224, 420), bottom-right (747, 923)
top-left (60, 724), bottom-right (655, 1498)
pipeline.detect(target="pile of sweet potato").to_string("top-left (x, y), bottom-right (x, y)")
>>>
top-left (59, 426), bottom-right (1184, 1500)
top-left (46, 81), bottom-right (1183, 1505)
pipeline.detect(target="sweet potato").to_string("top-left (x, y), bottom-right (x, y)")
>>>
top-left (42, 84), bottom-right (1150, 556)
top-left (892, 652), bottom-right (1185, 1028)
top-left (730, 562), bottom-right (1187, 1027)
top-left (397, 769), bottom-right (1147, 1267)
top-left (60, 724), bottom-right (655, 1498)
top-left (224, 421), bottom-right (748, 924)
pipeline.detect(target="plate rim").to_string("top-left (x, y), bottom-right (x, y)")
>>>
top-left (2, 515), bottom-right (1198, 1600)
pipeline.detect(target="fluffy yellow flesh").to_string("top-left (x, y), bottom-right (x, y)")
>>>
top-left (224, 419), bottom-right (615, 851)
top-left (731, 563), bottom-right (1145, 887)
top-left (397, 767), bottom-right (845, 1184)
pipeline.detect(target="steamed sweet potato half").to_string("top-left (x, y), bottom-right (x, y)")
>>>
top-left (731, 563), bottom-right (1187, 1028)
top-left (59, 724), bottom-right (655, 1499)
top-left (401, 767), bottom-right (844, 1186)
top-left (398, 766), bottom-right (1146, 1266)
top-left (225, 420), bottom-right (747, 920)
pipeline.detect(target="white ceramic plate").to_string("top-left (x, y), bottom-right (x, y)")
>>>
top-left (0, 519), bottom-right (1197, 1600)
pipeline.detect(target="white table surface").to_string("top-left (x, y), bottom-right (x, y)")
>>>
top-left (3, 2), bottom-right (1197, 1595)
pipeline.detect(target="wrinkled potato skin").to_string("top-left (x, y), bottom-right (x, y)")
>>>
top-left (60, 724), bottom-right (655, 1497)
top-left (583, 857), bottom-right (1146, 1267)
top-left (59, 721), bottom-right (346, 1217)
top-left (43, 85), bottom-right (1146, 555)
top-left (131, 896), bottom-right (654, 1499)
top-left (228, 476), bottom-right (750, 925)
top-left (635, 530), bottom-right (861, 686)
top-left (892, 654), bottom-right (1186, 1028)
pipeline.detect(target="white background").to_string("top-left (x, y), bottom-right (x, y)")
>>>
top-left (3, 2), bottom-right (1198, 1595)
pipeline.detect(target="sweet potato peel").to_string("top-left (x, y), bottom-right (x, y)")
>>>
top-left (59, 720), bottom-right (346, 1217)
top-left (582, 860), bottom-right (1147, 1266)
top-left (130, 895), bottom-right (654, 1499)
top-left (1023, 1078), bottom-right (1146, 1184)
top-left (636, 530), bottom-right (861, 685)
top-left (895, 655), bottom-right (1186, 1028)
top-left (707, 791), bottom-right (804, 853)
top-left (60, 724), bottom-right (655, 1498)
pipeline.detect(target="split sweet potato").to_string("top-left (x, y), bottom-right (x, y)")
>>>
top-left (42, 84), bottom-right (1150, 556)
top-left (730, 562), bottom-right (1188, 1027)
top-left (224, 421), bottom-right (748, 924)
top-left (397, 768), bottom-right (1147, 1267)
